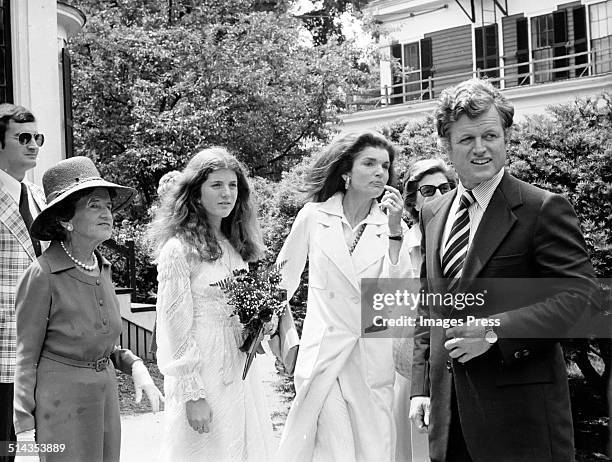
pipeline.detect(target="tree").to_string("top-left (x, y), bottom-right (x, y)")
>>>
top-left (69, 0), bottom-right (378, 216)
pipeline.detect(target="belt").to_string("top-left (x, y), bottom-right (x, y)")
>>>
top-left (40, 351), bottom-right (111, 372)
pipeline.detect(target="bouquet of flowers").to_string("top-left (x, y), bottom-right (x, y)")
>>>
top-left (212, 262), bottom-right (287, 379)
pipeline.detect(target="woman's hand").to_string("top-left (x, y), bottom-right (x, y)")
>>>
top-left (186, 398), bottom-right (213, 433)
top-left (380, 185), bottom-right (403, 232)
top-left (263, 313), bottom-right (279, 336)
top-left (14, 429), bottom-right (40, 462)
top-left (131, 360), bottom-right (165, 412)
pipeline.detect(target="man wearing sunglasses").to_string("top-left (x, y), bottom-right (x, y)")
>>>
top-left (407, 79), bottom-right (600, 462)
top-left (0, 103), bottom-right (46, 462)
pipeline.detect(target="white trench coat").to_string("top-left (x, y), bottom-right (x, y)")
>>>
top-left (276, 192), bottom-right (405, 462)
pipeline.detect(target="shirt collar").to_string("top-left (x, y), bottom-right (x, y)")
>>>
top-left (319, 192), bottom-right (387, 226)
top-left (46, 240), bottom-right (111, 274)
top-left (0, 168), bottom-right (22, 205)
top-left (457, 167), bottom-right (505, 210)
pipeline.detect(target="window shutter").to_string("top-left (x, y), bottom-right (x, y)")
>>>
top-left (420, 37), bottom-right (433, 99)
top-left (516, 17), bottom-right (529, 85)
top-left (553, 10), bottom-right (568, 79)
top-left (573, 6), bottom-right (588, 76)
top-left (62, 48), bottom-right (74, 158)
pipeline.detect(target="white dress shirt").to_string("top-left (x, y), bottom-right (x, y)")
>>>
top-left (440, 167), bottom-right (505, 263)
top-left (0, 169), bottom-right (40, 218)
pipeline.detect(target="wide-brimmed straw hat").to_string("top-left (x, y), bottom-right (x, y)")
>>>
top-left (31, 156), bottom-right (136, 240)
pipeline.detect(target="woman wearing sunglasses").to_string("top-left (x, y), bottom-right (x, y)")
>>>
top-left (393, 158), bottom-right (456, 461)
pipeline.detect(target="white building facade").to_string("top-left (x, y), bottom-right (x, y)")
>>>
top-left (341, 0), bottom-right (612, 132)
top-left (2, 0), bottom-right (85, 185)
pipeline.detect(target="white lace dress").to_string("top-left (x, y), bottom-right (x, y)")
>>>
top-left (155, 237), bottom-right (275, 462)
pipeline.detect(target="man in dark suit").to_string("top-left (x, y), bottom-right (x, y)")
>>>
top-left (408, 78), bottom-right (599, 462)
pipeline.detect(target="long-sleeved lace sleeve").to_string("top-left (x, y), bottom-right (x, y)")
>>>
top-left (155, 238), bottom-right (207, 403)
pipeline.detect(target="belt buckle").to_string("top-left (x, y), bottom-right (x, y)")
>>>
top-left (94, 357), bottom-right (108, 372)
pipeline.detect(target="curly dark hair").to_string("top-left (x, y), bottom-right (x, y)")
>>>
top-left (435, 78), bottom-right (514, 148)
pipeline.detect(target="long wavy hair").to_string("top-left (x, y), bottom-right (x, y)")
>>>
top-left (148, 147), bottom-right (265, 262)
top-left (302, 131), bottom-right (397, 203)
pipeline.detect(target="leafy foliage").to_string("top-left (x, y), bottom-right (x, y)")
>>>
top-left (69, 0), bottom-right (378, 219)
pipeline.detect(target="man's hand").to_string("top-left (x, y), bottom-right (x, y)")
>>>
top-left (186, 398), bottom-right (213, 433)
top-left (444, 323), bottom-right (491, 363)
top-left (409, 396), bottom-right (431, 433)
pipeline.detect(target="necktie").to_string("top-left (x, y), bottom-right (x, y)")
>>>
top-left (441, 190), bottom-right (475, 291)
top-left (19, 183), bottom-right (42, 257)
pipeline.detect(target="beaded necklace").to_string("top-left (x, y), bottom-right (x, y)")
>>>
top-left (349, 223), bottom-right (367, 255)
top-left (60, 241), bottom-right (98, 271)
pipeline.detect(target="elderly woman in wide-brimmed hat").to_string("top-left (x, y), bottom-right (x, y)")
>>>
top-left (12, 156), bottom-right (163, 462)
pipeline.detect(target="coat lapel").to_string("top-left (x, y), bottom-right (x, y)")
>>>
top-left (316, 199), bottom-right (360, 292)
top-left (0, 184), bottom-right (36, 261)
top-left (352, 210), bottom-right (387, 276)
top-left (458, 173), bottom-right (521, 291)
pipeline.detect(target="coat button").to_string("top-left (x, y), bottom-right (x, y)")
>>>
top-left (351, 296), bottom-right (359, 303)
top-left (514, 350), bottom-right (522, 359)
top-left (329, 292), bottom-right (335, 299)
top-left (96, 279), bottom-right (100, 285)
top-left (99, 300), bottom-right (104, 306)
top-left (446, 360), bottom-right (452, 372)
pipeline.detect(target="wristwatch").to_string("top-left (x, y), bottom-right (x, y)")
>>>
top-left (388, 230), bottom-right (403, 241)
top-left (484, 326), bottom-right (498, 344)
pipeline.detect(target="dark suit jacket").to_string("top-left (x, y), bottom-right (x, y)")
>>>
top-left (411, 172), bottom-right (599, 462)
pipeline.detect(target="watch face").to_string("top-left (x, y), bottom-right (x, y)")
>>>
top-left (485, 329), bottom-right (498, 344)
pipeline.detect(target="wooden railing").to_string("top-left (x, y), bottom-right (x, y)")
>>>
top-left (349, 47), bottom-right (612, 111)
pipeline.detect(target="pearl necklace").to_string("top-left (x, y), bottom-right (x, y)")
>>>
top-left (60, 241), bottom-right (98, 271)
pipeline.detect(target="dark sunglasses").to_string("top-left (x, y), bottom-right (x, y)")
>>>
top-left (15, 132), bottom-right (45, 147)
top-left (418, 182), bottom-right (456, 197)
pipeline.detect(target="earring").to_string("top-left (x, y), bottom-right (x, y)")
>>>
top-left (344, 176), bottom-right (351, 190)
top-left (66, 223), bottom-right (74, 232)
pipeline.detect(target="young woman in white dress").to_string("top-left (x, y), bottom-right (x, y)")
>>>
top-left (148, 147), bottom-right (275, 462)
top-left (275, 131), bottom-right (407, 462)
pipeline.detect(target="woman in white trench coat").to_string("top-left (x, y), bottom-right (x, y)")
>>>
top-left (275, 131), bottom-right (409, 462)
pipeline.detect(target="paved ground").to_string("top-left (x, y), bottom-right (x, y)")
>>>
top-left (120, 353), bottom-right (286, 461)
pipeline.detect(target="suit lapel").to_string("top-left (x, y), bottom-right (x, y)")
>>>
top-left (0, 185), bottom-right (36, 261)
top-left (458, 173), bottom-right (521, 291)
top-left (425, 190), bottom-right (455, 293)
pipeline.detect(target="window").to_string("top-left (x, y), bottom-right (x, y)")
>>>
top-left (0, 0), bottom-right (12, 103)
top-left (532, 14), bottom-right (555, 82)
top-left (389, 40), bottom-right (431, 104)
top-left (531, 11), bottom-right (568, 83)
top-left (590, 0), bottom-right (612, 73)
top-left (475, 24), bottom-right (499, 82)
top-left (533, 14), bottom-right (555, 48)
